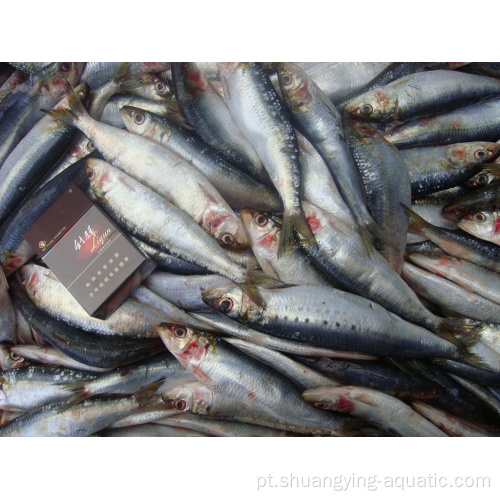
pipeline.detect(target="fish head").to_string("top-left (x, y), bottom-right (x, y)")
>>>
top-left (17, 264), bottom-right (40, 296)
top-left (241, 209), bottom-right (280, 255)
top-left (120, 106), bottom-right (154, 137)
top-left (465, 167), bottom-right (500, 188)
top-left (155, 324), bottom-right (213, 379)
top-left (458, 210), bottom-right (499, 240)
top-left (276, 62), bottom-right (313, 112)
top-left (0, 345), bottom-right (28, 371)
top-left (202, 283), bottom-right (263, 323)
top-left (176, 62), bottom-right (211, 97)
top-left (39, 63), bottom-right (86, 97)
top-left (162, 381), bottom-right (213, 415)
top-left (344, 87), bottom-right (398, 121)
top-left (456, 142), bottom-right (500, 165)
top-left (204, 210), bottom-right (250, 250)
top-left (302, 387), bottom-right (342, 412)
top-left (302, 387), bottom-right (357, 413)
top-left (150, 75), bottom-right (172, 100)
top-left (442, 201), bottom-right (472, 221)
top-left (85, 158), bottom-right (115, 198)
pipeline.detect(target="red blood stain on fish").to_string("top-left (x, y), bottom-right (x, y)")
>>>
top-left (493, 216), bottom-right (500, 235)
top-left (203, 210), bottom-right (229, 231)
top-left (4, 255), bottom-right (24, 271)
top-left (306, 213), bottom-right (323, 233)
top-left (258, 232), bottom-right (277, 248)
top-left (455, 146), bottom-right (465, 160)
top-left (336, 395), bottom-right (355, 413)
top-left (248, 392), bottom-right (255, 399)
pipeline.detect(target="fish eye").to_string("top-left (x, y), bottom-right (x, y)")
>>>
top-left (60, 63), bottom-right (72, 72)
top-left (9, 352), bottom-right (22, 361)
top-left (87, 141), bottom-right (95, 151)
top-left (360, 104), bottom-right (373, 115)
top-left (219, 297), bottom-right (233, 313)
top-left (155, 82), bottom-right (166, 93)
top-left (87, 169), bottom-right (94, 179)
top-left (477, 174), bottom-right (489, 185)
top-left (474, 150), bottom-right (488, 160)
top-left (174, 326), bottom-right (187, 338)
top-left (220, 233), bottom-right (234, 246)
top-left (134, 112), bottom-right (145, 125)
top-left (473, 212), bottom-right (487, 222)
top-left (255, 214), bottom-right (268, 227)
top-left (281, 74), bottom-right (292, 86)
top-left (174, 399), bottom-right (187, 411)
top-left (314, 402), bottom-right (329, 410)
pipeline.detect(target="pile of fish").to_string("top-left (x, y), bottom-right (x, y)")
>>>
top-left (2, 61), bottom-right (500, 437)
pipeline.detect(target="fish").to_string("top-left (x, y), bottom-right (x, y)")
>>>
top-left (277, 62), bottom-right (385, 252)
top-left (302, 385), bottom-right (447, 437)
top-left (403, 204), bottom-right (500, 273)
top-left (119, 106), bottom-right (282, 211)
top-left (202, 283), bottom-right (471, 360)
top-left (0, 266), bottom-right (16, 344)
top-left (240, 209), bottom-right (328, 285)
top-left (458, 210), bottom-right (500, 244)
top-left (18, 264), bottom-right (166, 338)
top-left (157, 323), bottom-right (360, 436)
top-left (44, 86), bottom-right (250, 250)
top-left (84, 158), bottom-right (277, 305)
top-left (344, 117), bottom-right (410, 272)
top-left (345, 70), bottom-right (500, 122)
top-left (384, 96), bottom-right (500, 148)
top-left (443, 181), bottom-right (500, 220)
top-left (172, 62), bottom-right (268, 183)
top-left (0, 82), bottom-right (88, 228)
top-left (219, 62), bottom-right (316, 255)
top-left (0, 381), bottom-right (167, 437)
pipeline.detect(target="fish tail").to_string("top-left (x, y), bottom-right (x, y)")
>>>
top-left (112, 63), bottom-right (144, 93)
top-left (0, 88), bottom-right (12, 101)
top-left (41, 84), bottom-right (88, 126)
top-left (358, 222), bottom-right (375, 255)
top-left (56, 381), bottom-right (92, 411)
top-left (133, 379), bottom-right (167, 410)
top-left (279, 209), bottom-right (317, 258)
top-left (401, 203), bottom-right (432, 236)
top-left (435, 317), bottom-right (488, 366)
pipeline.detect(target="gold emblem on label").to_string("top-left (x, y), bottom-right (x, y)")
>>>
top-left (39, 241), bottom-right (47, 250)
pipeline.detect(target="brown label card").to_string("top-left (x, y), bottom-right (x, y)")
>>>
top-left (24, 185), bottom-right (156, 318)
top-left (24, 186), bottom-right (93, 258)
top-left (43, 206), bottom-right (144, 314)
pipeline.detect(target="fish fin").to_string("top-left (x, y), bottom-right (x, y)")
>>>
top-left (133, 378), bottom-right (167, 409)
top-left (165, 100), bottom-right (193, 130)
top-left (111, 63), bottom-right (145, 93)
top-left (239, 270), bottom-right (288, 310)
top-left (279, 210), bottom-right (317, 258)
top-left (388, 358), bottom-right (433, 388)
top-left (365, 217), bottom-right (400, 255)
top-left (55, 380), bottom-right (92, 411)
top-left (358, 223), bottom-right (375, 255)
top-left (112, 62), bottom-right (131, 82)
top-left (401, 203), bottom-right (432, 236)
top-left (41, 84), bottom-right (88, 127)
top-left (0, 88), bottom-right (12, 101)
top-left (437, 317), bottom-right (483, 351)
